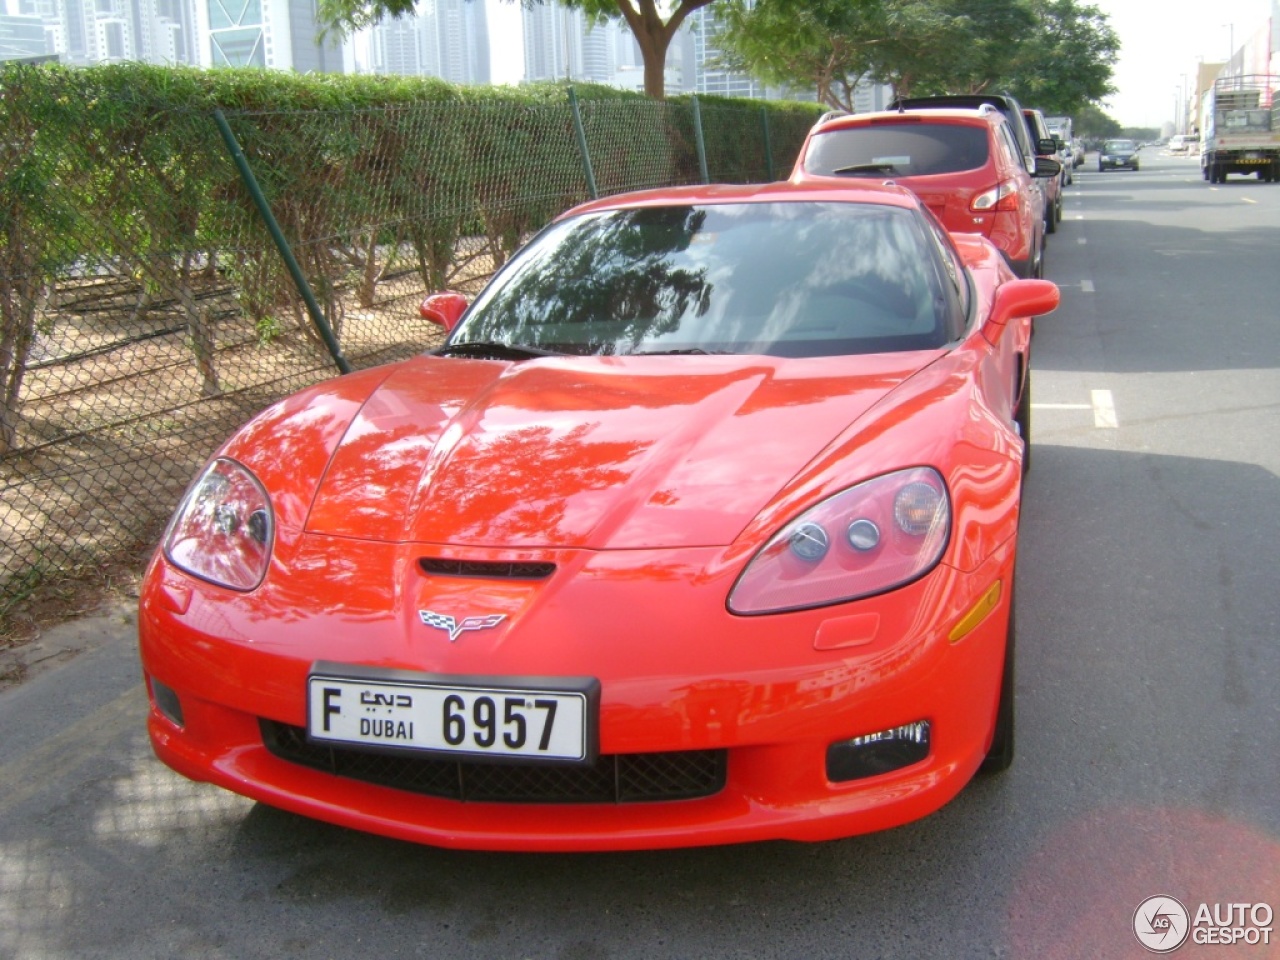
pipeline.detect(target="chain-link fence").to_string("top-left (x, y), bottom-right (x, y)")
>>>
top-left (0, 64), bottom-right (821, 627)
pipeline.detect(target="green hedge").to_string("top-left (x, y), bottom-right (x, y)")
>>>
top-left (0, 62), bottom-right (822, 618)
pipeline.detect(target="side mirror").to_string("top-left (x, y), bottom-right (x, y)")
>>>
top-left (1036, 137), bottom-right (1059, 156)
top-left (987, 279), bottom-right (1059, 330)
top-left (419, 292), bottom-right (469, 332)
top-left (1033, 156), bottom-right (1062, 179)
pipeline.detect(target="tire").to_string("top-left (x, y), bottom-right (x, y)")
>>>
top-left (1132, 162), bottom-right (1139, 171)
top-left (1015, 365), bottom-right (1031, 475)
top-left (980, 586), bottom-right (1016, 774)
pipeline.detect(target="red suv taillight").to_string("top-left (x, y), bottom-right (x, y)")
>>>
top-left (971, 180), bottom-right (1021, 213)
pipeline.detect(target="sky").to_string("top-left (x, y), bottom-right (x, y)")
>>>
top-left (1061, 0), bottom-right (1274, 128)
top-left (486, 0), bottom-right (525, 87)
top-left (482, 0), bottom-right (1278, 129)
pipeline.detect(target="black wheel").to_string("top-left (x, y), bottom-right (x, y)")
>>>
top-left (1132, 162), bottom-right (1139, 171)
top-left (1046, 205), bottom-right (1057, 234)
top-left (980, 587), bottom-right (1016, 774)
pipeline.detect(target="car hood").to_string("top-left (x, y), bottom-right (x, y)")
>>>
top-left (301, 353), bottom-right (942, 550)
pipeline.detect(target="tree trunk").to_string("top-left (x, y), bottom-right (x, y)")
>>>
top-left (616, 0), bottom-right (716, 100)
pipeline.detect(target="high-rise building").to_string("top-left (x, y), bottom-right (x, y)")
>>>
top-left (0, 3), bottom-right (51, 60)
top-left (198, 0), bottom-right (342, 71)
top-left (366, 0), bottom-right (488, 83)
top-left (688, 5), bottom-right (763, 99)
top-left (522, 1), bottom-right (651, 87)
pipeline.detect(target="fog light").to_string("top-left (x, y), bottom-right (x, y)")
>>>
top-left (826, 720), bottom-right (930, 782)
top-left (149, 677), bottom-right (184, 727)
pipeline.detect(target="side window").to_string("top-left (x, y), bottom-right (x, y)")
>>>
top-left (995, 124), bottom-right (1021, 172)
top-left (918, 208), bottom-right (971, 330)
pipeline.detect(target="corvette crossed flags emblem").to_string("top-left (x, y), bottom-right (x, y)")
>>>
top-left (418, 610), bottom-right (507, 642)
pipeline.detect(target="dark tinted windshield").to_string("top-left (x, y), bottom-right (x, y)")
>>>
top-left (453, 202), bottom-right (958, 359)
top-left (1104, 140), bottom-right (1136, 152)
top-left (803, 124), bottom-right (990, 177)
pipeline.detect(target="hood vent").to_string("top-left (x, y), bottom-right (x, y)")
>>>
top-left (419, 557), bottom-right (556, 580)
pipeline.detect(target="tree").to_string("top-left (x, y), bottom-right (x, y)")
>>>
top-left (1075, 102), bottom-right (1122, 140)
top-left (714, 0), bottom-right (888, 111)
top-left (718, 0), bottom-right (1117, 112)
top-left (872, 0), bottom-right (1032, 98)
top-left (999, 0), bottom-right (1118, 116)
top-left (716, 0), bottom-right (1034, 106)
top-left (315, 0), bottom-right (714, 100)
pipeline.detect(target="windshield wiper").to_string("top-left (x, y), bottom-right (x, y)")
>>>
top-left (830, 162), bottom-right (899, 176)
top-left (628, 347), bottom-right (728, 356)
top-left (436, 341), bottom-right (564, 361)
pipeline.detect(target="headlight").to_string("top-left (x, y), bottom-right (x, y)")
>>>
top-left (164, 457), bottom-right (274, 591)
top-left (728, 467), bottom-right (950, 615)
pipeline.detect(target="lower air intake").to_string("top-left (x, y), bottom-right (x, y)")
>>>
top-left (261, 721), bottom-right (726, 804)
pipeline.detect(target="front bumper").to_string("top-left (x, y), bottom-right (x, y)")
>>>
top-left (139, 533), bottom-right (1016, 851)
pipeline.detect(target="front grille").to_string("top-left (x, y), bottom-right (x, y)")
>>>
top-left (418, 558), bottom-right (556, 580)
top-left (261, 721), bottom-right (726, 804)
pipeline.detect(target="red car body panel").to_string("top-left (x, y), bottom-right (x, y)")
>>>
top-left (139, 181), bottom-right (1055, 851)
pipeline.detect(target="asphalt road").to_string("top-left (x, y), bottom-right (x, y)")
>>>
top-left (2, 150), bottom-right (1278, 960)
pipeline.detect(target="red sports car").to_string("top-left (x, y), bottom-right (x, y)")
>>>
top-left (139, 180), bottom-right (1058, 851)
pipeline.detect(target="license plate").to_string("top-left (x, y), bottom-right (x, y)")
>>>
top-left (307, 663), bottom-right (598, 763)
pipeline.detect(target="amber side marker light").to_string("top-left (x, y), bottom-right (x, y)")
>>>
top-left (949, 581), bottom-right (1003, 644)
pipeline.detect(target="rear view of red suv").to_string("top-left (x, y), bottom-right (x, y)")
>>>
top-left (791, 107), bottom-right (1060, 279)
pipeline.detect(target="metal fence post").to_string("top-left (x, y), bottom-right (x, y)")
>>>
top-left (568, 88), bottom-right (599, 200)
top-left (761, 107), bottom-right (776, 181)
top-left (691, 96), bottom-right (710, 184)
top-left (212, 108), bottom-right (351, 376)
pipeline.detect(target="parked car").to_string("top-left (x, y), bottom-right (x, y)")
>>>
top-left (138, 179), bottom-right (1059, 851)
top-left (1099, 139), bottom-right (1140, 171)
top-left (791, 105), bottom-right (1058, 279)
top-left (1054, 137), bottom-right (1075, 186)
top-left (1023, 108), bottom-right (1064, 231)
top-left (1072, 138), bottom-right (1087, 167)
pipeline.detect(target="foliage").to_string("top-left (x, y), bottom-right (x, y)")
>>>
top-left (719, 0), bottom-right (1118, 113)
top-left (1075, 102), bottom-right (1123, 139)
top-left (715, 0), bottom-right (885, 111)
top-left (998, 0), bottom-right (1119, 116)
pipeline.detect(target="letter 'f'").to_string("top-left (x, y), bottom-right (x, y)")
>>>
top-left (323, 687), bottom-right (342, 731)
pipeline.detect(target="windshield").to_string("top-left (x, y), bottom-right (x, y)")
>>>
top-left (452, 202), bottom-right (959, 359)
top-left (1104, 140), bottom-right (1136, 152)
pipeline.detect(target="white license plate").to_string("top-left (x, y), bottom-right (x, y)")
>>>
top-left (307, 664), bottom-right (597, 763)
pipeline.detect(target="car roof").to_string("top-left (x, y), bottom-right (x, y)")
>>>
top-left (810, 106), bottom-right (1005, 133)
top-left (559, 180), bottom-right (926, 220)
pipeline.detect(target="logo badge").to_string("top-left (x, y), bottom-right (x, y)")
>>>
top-left (1133, 895), bottom-right (1190, 953)
top-left (418, 610), bottom-right (506, 642)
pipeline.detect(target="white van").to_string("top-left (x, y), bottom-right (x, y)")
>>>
top-left (1168, 135), bottom-right (1193, 154)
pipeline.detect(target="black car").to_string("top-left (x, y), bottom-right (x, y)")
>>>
top-left (1098, 139), bottom-right (1139, 171)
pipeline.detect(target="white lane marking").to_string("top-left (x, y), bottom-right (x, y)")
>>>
top-left (1092, 389), bottom-right (1118, 428)
top-left (1078, 237), bottom-right (1087, 244)
top-left (1242, 197), bottom-right (1258, 205)
top-left (1081, 279), bottom-right (1095, 293)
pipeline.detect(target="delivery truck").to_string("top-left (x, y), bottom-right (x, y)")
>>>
top-left (1200, 75), bottom-right (1280, 182)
